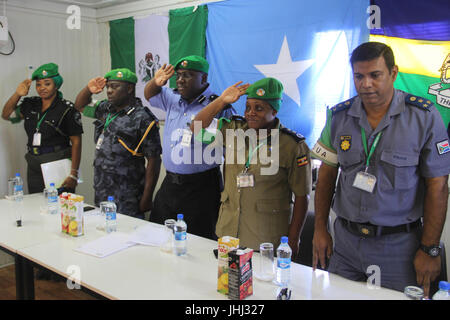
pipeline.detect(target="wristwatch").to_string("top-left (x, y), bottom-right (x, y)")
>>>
top-left (420, 244), bottom-right (441, 257)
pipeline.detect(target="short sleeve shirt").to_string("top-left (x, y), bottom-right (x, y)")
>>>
top-left (311, 89), bottom-right (450, 226)
top-left (93, 98), bottom-right (162, 176)
top-left (199, 116), bottom-right (312, 249)
top-left (149, 86), bottom-right (235, 174)
top-left (19, 96), bottom-right (83, 148)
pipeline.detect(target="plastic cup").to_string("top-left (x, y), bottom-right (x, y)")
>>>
top-left (160, 219), bottom-right (176, 253)
top-left (256, 242), bottom-right (275, 281)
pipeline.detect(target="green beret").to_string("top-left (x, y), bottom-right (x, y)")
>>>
top-left (174, 55), bottom-right (209, 74)
top-left (104, 68), bottom-right (137, 84)
top-left (32, 63), bottom-right (59, 80)
top-left (246, 77), bottom-right (283, 111)
top-left (31, 63), bottom-right (64, 90)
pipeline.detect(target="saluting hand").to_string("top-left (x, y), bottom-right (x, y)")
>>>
top-left (87, 77), bottom-right (107, 94)
top-left (16, 79), bottom-right (32, 97)
top-left (219, 81), bottom-right (250, 105)
top-left (154, 64), bottom-right (175, 87)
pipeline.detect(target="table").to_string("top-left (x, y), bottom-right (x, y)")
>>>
top-left (1, 195), bottom-right (406, 300)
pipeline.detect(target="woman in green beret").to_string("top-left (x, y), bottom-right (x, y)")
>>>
top-left (1, 63), bottom-right (83, 194)
top-left (191, 77), bottom-right (312, 258)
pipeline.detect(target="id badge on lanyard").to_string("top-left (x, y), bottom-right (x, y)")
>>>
top-left (33, 110), bottom-right (48, 146)
top-left (96, 132), bottom-right (104, 150)
top-left (237, 168), bottom-right (255, 188)
top-left (352, 129), bottom-right (382, 193)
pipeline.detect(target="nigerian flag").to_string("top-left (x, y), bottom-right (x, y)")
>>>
top-left (108, 6), bottom-right (208, 119)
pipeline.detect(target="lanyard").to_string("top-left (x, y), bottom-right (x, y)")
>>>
top-left (361, 127), bottom-right (382, 170)
top-left (36, 111), bottom-right (49, 131)
top-left (104, 112), bottom-right (121, 132)
top-left (244, 139), bottom-right (268, 170)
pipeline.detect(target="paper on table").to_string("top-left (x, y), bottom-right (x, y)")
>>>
top-left (40, 158), bottom-right (72, 189)
top-left (128, 224), bottom-right (168, 246)
top-left (74, 233), bottom-right (136, 258)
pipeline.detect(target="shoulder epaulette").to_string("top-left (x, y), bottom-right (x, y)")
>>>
top-left (61, 98), bottom-right (74, 108)
top-left (280, 127), bottom-right (305, 142)
top-left (330, 96), bottom-right (356, 115)
top-left (405, 94), bottom-right (433, 111)
top-left (231, 115), bottom-right (246, 121)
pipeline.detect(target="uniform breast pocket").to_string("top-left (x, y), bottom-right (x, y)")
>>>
top-left (337, 150), bottom-right (363, 184)
top-left (113, 129), bottom-right (138, 154)
top-left (380, 150), bottom-right (419, 190)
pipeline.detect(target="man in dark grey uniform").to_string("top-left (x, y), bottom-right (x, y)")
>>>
top-left (311, 42), bottom-right (449, 298)
top-left (75, 68), bottom-right (162, 219)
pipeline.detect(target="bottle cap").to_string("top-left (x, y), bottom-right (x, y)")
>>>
top-left (439, 281), bottom-right (450, 291)
top-left (15, 173), bottom-right (20, 177)
top-left (50, 183), bottom-right (55, 187)
top-left (281, 236), bottom-right (288, 243)
top-left (404, 286), bottom-right (424, 300)
top-left (108, 196), bottom-right (114, 202)
top-left (177, 214), bottom-right (184, 220)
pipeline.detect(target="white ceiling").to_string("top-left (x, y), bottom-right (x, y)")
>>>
top-left (41, 0), bottom-right (142, 9)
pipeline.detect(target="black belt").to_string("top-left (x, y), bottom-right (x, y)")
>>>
top-left (340, 217), bottom-right (421, 237)
top-left (28, 145), bottom-right (68, 156)
top-left (166, 167), bottom-right (220, 185)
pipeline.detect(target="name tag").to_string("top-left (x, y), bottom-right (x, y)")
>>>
top-left (96, 133), bottom-right (104, 150)
top-left (181, 129), bottom-right (193, 147)
top-left (237, 172), bottom-right (254, 188)
top-left (32, 133), bottom-right (42, 146)
top-left (353, 171), bottom-right (377, 193)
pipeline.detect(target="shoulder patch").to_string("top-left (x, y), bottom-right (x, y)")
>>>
top-left (280, 127), bottom-right (305, 142)
top-left (330, 96), bottom-right (356, 115)
top-left (405, 94), bottom-right (433, 111)
top-left (231, 115), bottom-right (246, 121)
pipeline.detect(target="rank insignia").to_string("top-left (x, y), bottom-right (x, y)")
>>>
top-left (340, 135), bottom-right (352, 151)
top-left (296, 155), bottom-right (309, 167)
top-left (256, 88), bottom-right (265, 96)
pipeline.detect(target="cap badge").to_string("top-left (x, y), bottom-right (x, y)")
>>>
top-left (42, 70), bottom-right (48, 76)
top-left (256, 88), bottom-right (265, 96)
top-left (117, 71), bottom-right (123, 78)
top-left (181, 60), bottom-right (188, 67)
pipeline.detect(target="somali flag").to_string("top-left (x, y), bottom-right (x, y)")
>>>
top-left (206, 0), bottom-right (369, 147)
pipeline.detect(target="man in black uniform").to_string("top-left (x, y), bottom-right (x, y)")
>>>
top-left (2, 62), bottom-right (83, 193)
top-left (75, 68), bottom-right (162, 219)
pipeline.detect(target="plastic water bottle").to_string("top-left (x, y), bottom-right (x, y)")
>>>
top-left (174, 214), bottom-right (187, 256)
top-left (13, 173), bottom-right (24, 202)
top-left (276, 236), bottom-right (292, 287)
top-left (47, 183), bottom-right (59, 215)
top-left (13, 173), bottom-right (24, 226)
top-left (104, 196), bottom-right (117, 233)
top-left (432, 281), bottom-right (450, 300)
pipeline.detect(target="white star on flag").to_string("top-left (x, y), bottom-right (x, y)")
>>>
top-left (254, 36), bottom-right (314, 106)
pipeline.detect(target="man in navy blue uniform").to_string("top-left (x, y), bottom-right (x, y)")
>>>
top-left (311, 42), bottom-right (449, 298)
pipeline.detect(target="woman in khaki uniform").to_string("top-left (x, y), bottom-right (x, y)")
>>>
top-left (191, 77), bottom-right (311, 255)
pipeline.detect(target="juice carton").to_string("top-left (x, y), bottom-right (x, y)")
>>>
top-left (67, 194), bottom-right (84, 237)
top-left (60, 193), bottom-right (84, 237)
top-left (228, 247), bottom-right (254, 300)
top-left (217, 236), bottom-right (239, 295)
top-left (60, 193), bottom-right (69, 234)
